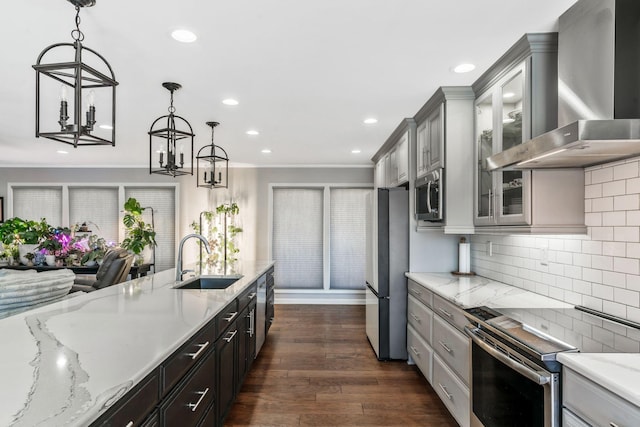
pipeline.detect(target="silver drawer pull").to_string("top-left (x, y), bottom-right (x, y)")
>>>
top-left (438, 308), bottom-right (453, 318)
top-left (223, 329), bottom-right (237, 343)
top-left (223, 311), bottom-right (238, 322)
top-left (125, 422), bottom-right (133, 427)
top-left (187, 387), bottom-right (209, 412)
top-left (610, 423), bottom-right (620, 427)
top-left (438, 383), bottom-right (453, 400)
top-left (248, 292), bottom-right (257, 300)
top-left (410, 346), bottom-right (420, 356)
top-left (186, 341), bottom-right (210, 360)
top-left (410, 289), bottom-right (422, 296)
top-left (410, 313), bottom-right (421, 323)
top-left (438, 341), bottom-right (452, 353)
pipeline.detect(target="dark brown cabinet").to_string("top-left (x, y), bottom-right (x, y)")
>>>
top-left (266, 267), bottom-right (275, 334)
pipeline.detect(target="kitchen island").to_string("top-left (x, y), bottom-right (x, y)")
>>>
top-left (0, 260), bottom-right (274, 426)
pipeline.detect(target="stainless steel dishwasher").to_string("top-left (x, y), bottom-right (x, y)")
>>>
top-left (255, 273), bottom-right (267, 355)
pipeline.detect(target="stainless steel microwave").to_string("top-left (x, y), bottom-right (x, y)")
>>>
top-left (415, 169), bottom-right (443, 221)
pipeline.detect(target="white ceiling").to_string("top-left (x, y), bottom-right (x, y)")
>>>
top-left (0, 0), bottom-right (578, 168)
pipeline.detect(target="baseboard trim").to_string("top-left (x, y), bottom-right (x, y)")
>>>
top-left (275, 289), bottom-right (365, 305)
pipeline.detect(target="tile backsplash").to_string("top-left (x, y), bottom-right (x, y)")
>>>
top-left (470, 156), bottom-right (640, 323)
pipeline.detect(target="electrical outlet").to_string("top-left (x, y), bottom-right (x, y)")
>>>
top-left (540, 247), bottom-right (548, 266)
top-left (487, 241), bottom-right (493, 257)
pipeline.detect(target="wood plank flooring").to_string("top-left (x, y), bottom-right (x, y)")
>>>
top-left (225, 305), bottom-right (458, 426)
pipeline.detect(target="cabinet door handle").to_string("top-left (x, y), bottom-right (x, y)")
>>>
top-left (248, 292), bottom-right (257, 300)
top-left (610, 423), bottom-right (620, 427)
top-left (410, 346), bottom-right (420, 356)
top-left (488, 188), bottom-right (493, 219)
top-left (438, 341), bottom-right (452, 353)
top-left (223, 329), bottom-right (237, 343)
top-left (125, 422), bottom-right (133, 427)
top-left (187, 387), bottom-right (209, 412)
top-left (438, 308), bottom-right (452, 318)
top-left (186, 341), bottom-right (210, 360)
top-left (438, 383), bottom-right (453, 400)
top-left (223, 311), bottom-right (238, 322)
top-left (410, 313), bottom-right (421, 323)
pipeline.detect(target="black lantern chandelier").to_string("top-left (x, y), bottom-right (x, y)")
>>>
top-left (33, 0), bottom-right (118, 147)
top-left (149, 82), bottom-right (194, 177)
top-left (197, 121), bottom-right (229, 189)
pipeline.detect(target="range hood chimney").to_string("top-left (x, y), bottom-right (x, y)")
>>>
top-left (487, 0), bottom-right (640, 170)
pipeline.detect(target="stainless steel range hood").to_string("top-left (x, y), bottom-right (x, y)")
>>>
top-left (488, 0), bottom-right (640, 170)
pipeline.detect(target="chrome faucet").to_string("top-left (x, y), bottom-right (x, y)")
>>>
top-left (176, 234), bottom-right (211, 281)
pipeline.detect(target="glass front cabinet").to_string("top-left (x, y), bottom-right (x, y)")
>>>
top-left (472, 33), bottom-right (586, 233)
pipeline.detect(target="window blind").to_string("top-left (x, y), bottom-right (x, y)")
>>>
top-left (272, 188), bottom-right (323, 289)
top-left (330, 188), bottom-right (371, 290)
top-left (12, 187), bottom-right (63, 226)
top-left (69, 187), bottom-right (119, 245)
top-left (125, 187), bottom-right (175, 272)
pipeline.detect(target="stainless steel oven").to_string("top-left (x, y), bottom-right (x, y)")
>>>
top-left (415, 168), bottom-right (443, 221)
top-left (464, 307), bottom-right (569, 427)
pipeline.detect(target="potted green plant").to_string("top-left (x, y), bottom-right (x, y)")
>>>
top-left (190, 202), bottom-right (242, 270)
top-left (80, 235), bottom-right (112, 266)
top-left (0, 217), bottom-right (50, 265)
top-left (37, 234), bottom-right (63, 266)
top-left (121, 198), bottom-right (157, 265)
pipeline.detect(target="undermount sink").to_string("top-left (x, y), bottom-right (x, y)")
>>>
top-left (175, 275), bottom-right (243, 290)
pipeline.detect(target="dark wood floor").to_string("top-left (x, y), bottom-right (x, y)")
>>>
top-left (225, 305), bottom-right (458, 426)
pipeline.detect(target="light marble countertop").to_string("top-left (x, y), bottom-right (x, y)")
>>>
top-left (407, 272), bottom-right (640, 410)
top-left (557, 353), bottom-right (640, 407)
top-left (0, 260), bottom-right (274, 427)
top-left (405, 272), bottom-right (572, 309)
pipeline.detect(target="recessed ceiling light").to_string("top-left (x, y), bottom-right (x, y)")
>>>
top-left (171, 29), bottom-right (197, 43)
top-left (503, 92), bottom-right (515, 99)
top-left (261, 149), bottom-right (272, 154)
top-left (246, 130), bottom-right (259, 136)
top-left (351, 149), bottom-right (361, 154)
top-left (99, 124), bottom-right (113, 130)
top-left (222, 99), bottom-right (239, 106)
top-left (363, 118), bottom-right (378, 125)
top-left (453, 63), bottom-right (476, 73)
top-left (57, 150), bottom-right (68, 154)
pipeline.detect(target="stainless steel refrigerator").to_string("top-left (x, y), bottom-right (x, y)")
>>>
top-left (365, 187), bottom-right (408, 360)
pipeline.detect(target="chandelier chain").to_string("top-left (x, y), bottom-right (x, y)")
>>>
top-left (168, 91), bottom-right (176, 114)
top-left (71, 6), bottom-right (85, 42)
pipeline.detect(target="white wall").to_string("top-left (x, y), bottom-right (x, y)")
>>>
top-left (470, 156), bottom-right (640, 322)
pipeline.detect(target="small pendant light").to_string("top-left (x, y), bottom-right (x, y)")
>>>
top-left (197, 121), bottom-right (229, 189)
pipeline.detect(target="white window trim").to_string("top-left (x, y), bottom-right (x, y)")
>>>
top-left (268, 183), bottom-right (372, 304)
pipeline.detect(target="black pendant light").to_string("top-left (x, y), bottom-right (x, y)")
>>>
top-left (149, 82), bottom-right (194, 177)
top-left (197, 121), bottom-right (229, 189)
top-left (33, 0), bottom-right (118, 147)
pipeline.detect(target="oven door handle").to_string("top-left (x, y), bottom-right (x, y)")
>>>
top-left (464, 326), bottom-right (550, 386)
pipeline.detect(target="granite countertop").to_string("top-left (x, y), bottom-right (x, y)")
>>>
top-left (405, 272), bottom-right (572, 309)
top-left (407, 272), bottom-right (640, 409)
top-left (0, 260), bottom-right (274, 426)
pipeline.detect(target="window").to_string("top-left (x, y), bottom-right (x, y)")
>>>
top-left (271, 185), bottom-right (372, 294)
top-left (69, 187), bottom-right (119, 245)
top-left (13, 187), bottom-right (62, 226)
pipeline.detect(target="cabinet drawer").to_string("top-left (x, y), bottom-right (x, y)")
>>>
top-left (407, 279), bottom-right (432, 308)
top-left (163, 320), bottom-right (215, 394)
top-left (238, 283), bottom-right (257, 312)
top-left (433, 294), bottom-right (467, 332)
top-left (408, 324), bottom-right (433, 383)
top-left (101, 371), bottom-right (159, 427)
top-left (563, 367), bottom-right (640, 427)
top-left (216, 299), bottom-right (240, 339)
top-left (562, 408), bottom-right (590, 427)
top-left (407, 295), bottom-right (433, 344)
top-left (433, 315), bottom-right (469, 385)
top-left (161, 350), bottom-right (216, 427)
top-left (433, 354), bottom-right (470, 427)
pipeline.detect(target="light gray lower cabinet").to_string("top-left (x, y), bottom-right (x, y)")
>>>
top-left (563, 367), bottom-right (640, 427)
top-left (407, 279), bottom-right (470, 427)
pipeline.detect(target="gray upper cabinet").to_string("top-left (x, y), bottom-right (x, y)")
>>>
top-left (472, 33), bottom-right (586, 234)
top-left (414, 87), bottom-right (475, 234)
top-left (373, 119), bottom-right (414, 189)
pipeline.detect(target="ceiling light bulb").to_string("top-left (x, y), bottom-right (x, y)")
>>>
top-left (261, 149), bottom-right (272, 154)
top-left (171, 29), bottom-right (197, 43)
top-left (352, 149), bottom-right (361, 154)
top-left (246, 130), bottom-right (259, 136)
top-left (453, 63), bottom-right (476, 73)
top-left (222, 99), bottom-right (239, 106)
top-left (363, 118), bottom-right (378, 125)
top-left (503, 92), bottom-right (515, 99)
top-left (57, 150), bottom-right (68, 154)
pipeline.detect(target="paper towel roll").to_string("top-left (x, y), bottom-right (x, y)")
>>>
top-left (459, 242), bottom-right (470, 274)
